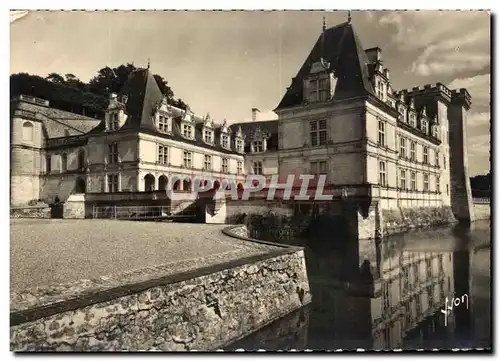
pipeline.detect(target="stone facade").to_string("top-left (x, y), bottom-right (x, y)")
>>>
top-left (10, 244), bottom-right (311, 351)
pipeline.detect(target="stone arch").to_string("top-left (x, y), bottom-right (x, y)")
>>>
top-left (213, 180), bottom-right (221, 190)
top-left (173, 179), bottom-right (181, 191)
top-left (74, 177), bottom-right (86, 194)
top-left (144, 174), bottom-right (155, 191)
top-left (158, 175), bottom-right (168, 191)
top-left (237, 182), bottom-right (244, 191)
top-left (22, 121), bottom-right (33, 142)
top-left (183, 178), bottom-right (192, 192)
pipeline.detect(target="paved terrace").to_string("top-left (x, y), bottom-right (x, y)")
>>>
top-left (10, 219), bottom-right (278, 312)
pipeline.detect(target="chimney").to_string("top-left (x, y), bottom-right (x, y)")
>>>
top-left (251, 108), bottom-right (260, 122)
top-left (365, 47), bottom-right (382, 64)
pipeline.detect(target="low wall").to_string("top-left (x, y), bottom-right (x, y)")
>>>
top-left (473, 203), bottom-right (490, 221)
top-left (381, 206), bottom-right (456, 236)
top-left (10, 231), bottom-right (311, 351)
top-left (10, 206), bottom-right (51, 219)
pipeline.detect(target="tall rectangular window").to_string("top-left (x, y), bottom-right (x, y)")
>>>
top-left (310, 119), bottom-right (327, 146)
top-left (379, 161), bottom-right (387, 186)
top-left (444, 156), bottom-right (447, 169)
top-left (253, 140), bottom-right (264, 153)
top-left (378, 121), bottom-right (385, 147)
top-left (158, 115), bottom-right (169, 132)
top-left (311, 160), bottom-right (328, 176)
top-left (435, 150), bottom-right (440, 168)
top-left (411, 171), bottom-right (416, 191)
top-left (108, 143), bottom-right (118, 164)
top-left (222, 134), bottom-right (229, 149)
top-left (237, 161), bottom-right (243, 174)
top-left (253, 161), bottom-right (263, 175)
top-left (203, 154), bottom-right (212, 170)
top-left (423, 147), bottom-right (429, 164)
top-left (400, 169), bottom-right (407, 189)
top-left (436, 175), bottom-right (440, 193)
top-left (236, 139), bottom-right (243, 152)
top-left (46, 155), bottom-right (52, 174)
top-left (423, 173), bottom-right (429, 192)
top-left (183, 124), bottom-right (193, 138)
top-left (107, 174), bottom-right (119, 192)
top-left (183, 151), bottom-right (192, 168)
top-left (410, 141), bottom-right (416, 161)
top-left (222, 158), bottom-right (229, 173)
top-left (400, 137), bottom-right (406, 158)
top-left (157, 145), bottom-right (168, 165)
top-left (204, 129), bottom-right (213, 143)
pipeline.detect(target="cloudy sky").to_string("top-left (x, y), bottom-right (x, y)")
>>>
top-left (10, 10), bottom-right (490, 175)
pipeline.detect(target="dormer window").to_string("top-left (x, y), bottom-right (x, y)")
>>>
top-left (221, 134), bottom-right (230, 149)
top-left (236, 138), bottom-right (244, 153)
top-left (108, 113), bottom-right (119, 131)
top-left (183, 124), bottom-right (193, 138)
top-left (421, 119), bottom-right (428, 134)
top-left (409, 113), bottom-right (416, 127)
top-left (432, 124), bottom-right (439, 139)
top-left (158, 113), bottom-right (170, 133)
top-left (398, 105), bottom-right (406, 122)
top-left (204, 129), bottom-right (214, 144)
top-left (253, 140), bottom-right (264, 153)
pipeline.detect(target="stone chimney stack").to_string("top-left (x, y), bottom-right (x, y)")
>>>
top-left (251, 108), bottom-right (260, 122)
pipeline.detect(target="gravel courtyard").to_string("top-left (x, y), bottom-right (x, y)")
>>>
top-left (10, 219), bottom-right (274, 292)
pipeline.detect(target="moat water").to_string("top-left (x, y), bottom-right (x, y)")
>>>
top-left (227, 220), bottom-right (491, 351)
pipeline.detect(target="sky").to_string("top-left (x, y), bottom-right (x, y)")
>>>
top-left (10, 10), bottom-right (490, 175)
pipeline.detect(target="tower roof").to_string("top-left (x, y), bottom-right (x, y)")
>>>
top-left (118, 68), bottom-right (163, 131)
top-left (276, 21), bottom-right (375, 110)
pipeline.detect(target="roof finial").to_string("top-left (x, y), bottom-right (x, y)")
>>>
top-left (147, 58), bottom-right (150, 70)
top-left (347, 10), bottom-right (352, 23)
top-left (322, 15), bottom-right (326, 32)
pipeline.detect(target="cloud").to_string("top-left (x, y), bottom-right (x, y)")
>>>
top-left (467, 112), bottom-right (490, 128)
top-left (467, 134), bottom-right (490, 156)
top-left (448, 74), bottom-right (490, 105)
top-left (10, 11), bottom-right (28, 24)
top-left (379, 11), bottom-right (490, 77)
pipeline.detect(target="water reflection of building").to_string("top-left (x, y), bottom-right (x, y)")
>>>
top-left (371, 250), bottom-right (454, 349)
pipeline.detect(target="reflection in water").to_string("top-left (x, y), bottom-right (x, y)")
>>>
top-left (228, 220), bottom-right (491, 350)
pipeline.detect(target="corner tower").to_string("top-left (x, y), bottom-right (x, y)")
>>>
top-left (448, 88), bottom-right (475, 222)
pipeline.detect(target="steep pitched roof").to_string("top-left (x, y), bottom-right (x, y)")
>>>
top-left (276, 22), bottom-right (375, 110)
top-left (229, 120), bottom-right (279, 151)
top-left (118, 68), bottom-right (163, 131)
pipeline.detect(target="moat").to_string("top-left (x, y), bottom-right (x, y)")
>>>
top-left (228, 220), bottom-right (491, 350)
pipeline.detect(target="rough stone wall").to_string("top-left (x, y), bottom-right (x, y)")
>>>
top-left (10, 206), bottom-right (51, 219)
top-left (10, 250), bottom-right (311, 351)
top-left (40, 174), bottom-right (85, 204)
top-left (381, 206), bottom-right (456, 236)
top-left (10, 175), bottom-right (41, 206)
top-left (473, 203), bottom-right (490, 221)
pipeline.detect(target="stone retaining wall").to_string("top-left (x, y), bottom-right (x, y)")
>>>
top-left (10, 206), bottom-right (51, 219)
top-left (381, 206), bottom-right (456, 236)
top-left (10, 233), bottom-right (311, 351)
top-left (473, 203), bottom-right (491, 221)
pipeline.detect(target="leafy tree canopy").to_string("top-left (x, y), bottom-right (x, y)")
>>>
top-left (11, 62), bottom-right (189, 112)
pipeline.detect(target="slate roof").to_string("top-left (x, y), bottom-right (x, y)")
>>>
top-left (114, 68), bottom-right (243, 155)
top-left (12, 98), bottom-right (101, 138)
top-left (230, 120), bottom-right (279, 152)
top-left (276, 21), bottom-right (376, 110)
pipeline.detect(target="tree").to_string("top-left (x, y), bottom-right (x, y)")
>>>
top-left (46, 73), bottom-right (65, 83)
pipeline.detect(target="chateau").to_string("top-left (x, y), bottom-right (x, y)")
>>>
top-left (231, 17), bottom-right (474, 221)
top-left (10, 17), bottom-right (474, 221)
